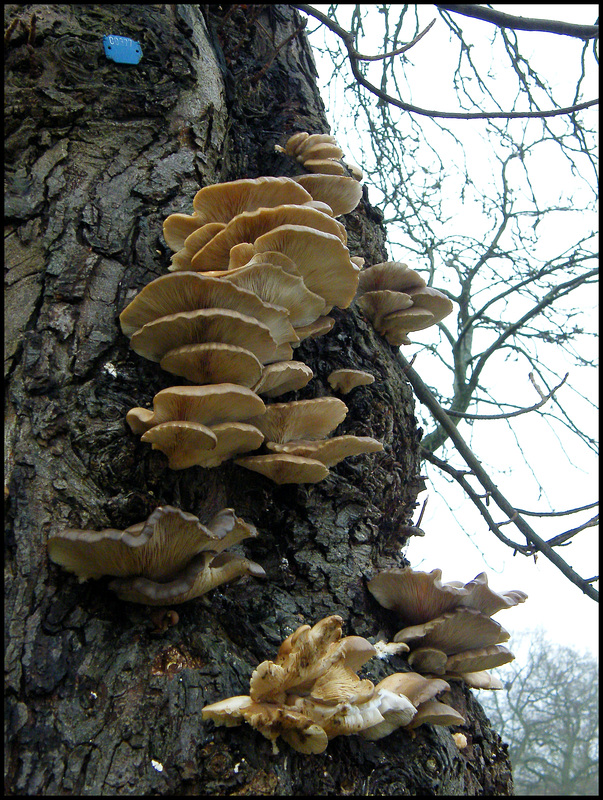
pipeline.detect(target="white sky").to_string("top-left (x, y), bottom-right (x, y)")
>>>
top-left (305, 4), bottom-right (599, 656)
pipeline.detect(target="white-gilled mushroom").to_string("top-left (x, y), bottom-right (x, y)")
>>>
top-left (48, 505), bottom-right (265, 604)
top-left (126, 384), bottom-right (266, 435)
top-left (327, 369), bottom-right (375, 394)
top-left (130, 308), bottom-right (294, 365)
top-left (367, 567), bottom-right (468, 625)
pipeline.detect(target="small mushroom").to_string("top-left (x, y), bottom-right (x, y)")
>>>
top-left (266, 435), bottom-right (383, 468)
top-left (293, 316), bottom-right (336, 343)
top-left (449, 670), bottom-right (504, 690)
top-left (393, 608), bottom-right (511, 655)
top-left (327, 369), bottom-right (375, 394)
top-left (357, 261), bottom-right (427, 294)
top-left (234, 454), bottom-right (329, 484)
top-left (141, 421), bottom-right (218, 469)
top-left (445, 644), bottom-right (515, 674)
top-left (407, 647), bottom-right (448, 675)
top-left (294, 174), bottom-right (363, 217)
top-left (160, 343), bottom-right (263, 387)
top-left (406, 699), bottom-right (465, 730)
top-left (252, 361), bottom-right (314, 398)
top-left (356, 290), bottom-right (414, 332)
top-left (359, 689), bottom-right (417, 740)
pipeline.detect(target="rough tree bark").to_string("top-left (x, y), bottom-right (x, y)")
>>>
top-left (4, 4), bottom-right (513, 795)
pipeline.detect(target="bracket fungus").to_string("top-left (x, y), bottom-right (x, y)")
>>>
top-left (327, 369), bottom-right (375, 394)
top-left (47, 506), bottom-right (265, 605)
top-left (202, 615), bottom-right (463, 754)
top-left (275, 132), bottom-right (351, 177)
top-left (368, 567), bottom-right (527, 689)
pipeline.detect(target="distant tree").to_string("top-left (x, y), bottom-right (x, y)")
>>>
top-left (479, 630), bottom-right (599, 796)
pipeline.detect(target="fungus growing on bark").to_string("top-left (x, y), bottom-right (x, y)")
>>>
top-left (130, 308), bottom-right (293, 365)
top-left (160, 343), bottom-right (263, 387)
top-left (126, 384), bottom-right (265, 435)
top-left (120, 272), bottom-right (298, 347)
top-left (357, 261), bottom-right (427, 294)
top-left (356, 290), bottom-right (414, 331)
top-left (293, 316), bottom-right (335, 343)
top-left (252, 361), bottom-right (314, 398)
top-left (327, 369), bottom-right (375, 394)
top-left (265, 436), bottom-right (383, 468)
top-left (245, 397), bottom-right (348, 443)
top-left (234, 453), bottom-right (329, 485)
top-left (294, 174), bottom-right (363, 217)
top-left (202, 615), bottom-right (435, 753)
top-left (48, 506), bottom-right (265, 605)
top-left (406, 699), bottom-right (465, 730)
top-left (140, 421), bottom-right (218, 470)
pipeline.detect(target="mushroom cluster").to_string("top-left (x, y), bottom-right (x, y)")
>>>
top-left (47, 505), bottom-right (265, 605)
top-left (355, 262), bottom-right (454, 346)
top-left (368, 567), bottom-right (527, 690)
top-left (274, 131), bottom-right (363, 181)
top-left (202, 614), bottom-right (464, 754)
top-left (120, 148), bottom-right (388, 479)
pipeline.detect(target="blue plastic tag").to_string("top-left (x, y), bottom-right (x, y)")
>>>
top-left (103, 35), bottom-right (142, 65)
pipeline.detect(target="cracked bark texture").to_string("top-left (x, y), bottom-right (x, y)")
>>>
top-left (4, 4), bottom-right (513, 795)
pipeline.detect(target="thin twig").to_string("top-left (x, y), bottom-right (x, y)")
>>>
top-left (446, 374), bottom-right (568, 420)
top-left (401, 354), bottom-right (599, 602)
top-left (435, 5), bottom-right (599, 40)
top-left (354, 19), bottom-right (436, 61)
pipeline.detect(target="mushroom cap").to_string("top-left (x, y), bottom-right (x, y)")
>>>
top-left (162, 212), bottom-right (204, 252)
top-left (310, 661), bottom-right (375, 705)
top-left (293, 316), bottom-right (336, 343)
top-left (356, 290), bottom-right (414, 331)
top-left (126, 384), bottom-right (266, 434)
top-left (190, 205), bottom-right (347, 271)
top-left (297, 142), bottom-right (344, 162)
top-left (266, 435), bottom-right (383, 467)
top-left (160, 343), bottom-right (263, 387)
top-left (375, 672), bottom-right (450, 707)
top-left (339, 636), bottom-right (377, 671)
top-left (406, 699), bottom-right (465, 729)
top-left (405, 286), bottom-right (454, 324)
top-left (380, 307), bottom-right (436, 339)
top-left (445, 644), bottom-right (515, 674)
top-left (239, 250), bottom-right (301, 274)
top-left (393, 608), bottom-right (511, 655)
top-left (303, 159), bottom-right (347, 176)
top-left (170, 222), bottom-right (226, 269)
top-left (222, 263), bottom-right (327, 327)
top-left (245, 397), bottom-right (348, 443)
top-left (357, 262), bottom-right (427, 294)
top-left (108, 550), bottom-right (266, 605)
top-left (250, 225), bottom-right (359, 308)
top-left (359, 689), bottom-right (417, 739)
top-left (192, 176), bottom-right (313, 222)
top-left (141, 421), bottom-right (218, 470)
top-left (458, 572), bottom-right (528, 616)
top-left (234, 454), bottom-right (329, 484)
top-left (47, 505), bottom-right (257, 582)
top-left (202, 695), bottom-right (254, 726)
top-left (120, 272), bottom-right (298, 346)
top-left (367, 567), bottom-right (467, 624)
top-left (327, 369), bottom-right (375, 394)
top-left (193, 422), bottom-right (265, 468)
top-left (448, 670), bottom-right (504, 690)
top-left (130, 308), bottom-right (293, 365)
top-left (294, 174), bottom-right (363, 217)
top-left (253, 361), bottom-right (314, 398)
top-left (407, 647), bottom-right (448, 675)
top-left (281, 131), bottom-right (310, 155)
top-left (280, 724), bottom-right (329, 754)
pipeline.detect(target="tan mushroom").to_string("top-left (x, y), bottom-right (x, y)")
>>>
top-left (406, 699), bottom-right (465, 730)
top-left (404, 286), bottom-right (454, 325)
top-left (244, 397), bottom-right (348, 443)
top-left (169, 222), bottom-right (226, 269)
top-left (190, 205), bottom-right (347, 271)
top-left (141, 421), bottom-right (218, 469)
top-left (458, 572), bottom-right (528, 616)
top-left (192, 175), bottom-right (313, 222)
top-left (407, 647), bottom-right (448, 675)
top-left (234, 454), bottom-right (329, 484)
top-left (253, 361), bottom-right (314, 398)
top-left (162, 212), bottom-right (206, 252)
top-left (449, 670), bottom-right (504, 690)
top-left (393, 608), bottom-right (511, 655)
top-left (380, 307), bottom-right (437, 342)
top-left (160, 343), bottom-right (263, 387)
top-left (445, 644), bottom-right (515, 674)
top-left (356, 290), bottom-right (414, 332)
top-left (265, 435), bottom-right (383, 467)
top-left (367, 567), bottom-right (468, 625)
top-left (120, 272), bottom-right (298, 346)
top-left (303, 159), bottom-right (347, 176)
top-left (48, 505), bottom-right (264, 604)
top-left (358, 690), bottom-right (417, 740)
top-left (294, 174), bottom-right (363, 217)
top-left (110, 550), bottom-right (266, 605)
top-left (249, 225), bottom-right (360, 308)
top-left (130, 308), bottom-right (293, 365)
top-left (357, 261), bottom-right (427, 294)
top-left (327, 369), bottom-right (375, 394)
top-left (297, 142), bottom-right (344, 162)
top-left (126, 384), bottom-right (266, 435)
top-left (375, 673), bottom-right (450, 709)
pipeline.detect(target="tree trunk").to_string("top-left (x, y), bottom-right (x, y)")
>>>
top-left (4, 4), bottom-right (513, 795)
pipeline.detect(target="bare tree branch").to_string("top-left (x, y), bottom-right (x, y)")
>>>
top-left (445, 373), bottom-right (569, 420)
top-left (293, 4), bottom-right (599, 119)
top-left (435, 5), bottom-right (599, 40)
top-left (401, 354), bottom-right (599, 602)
